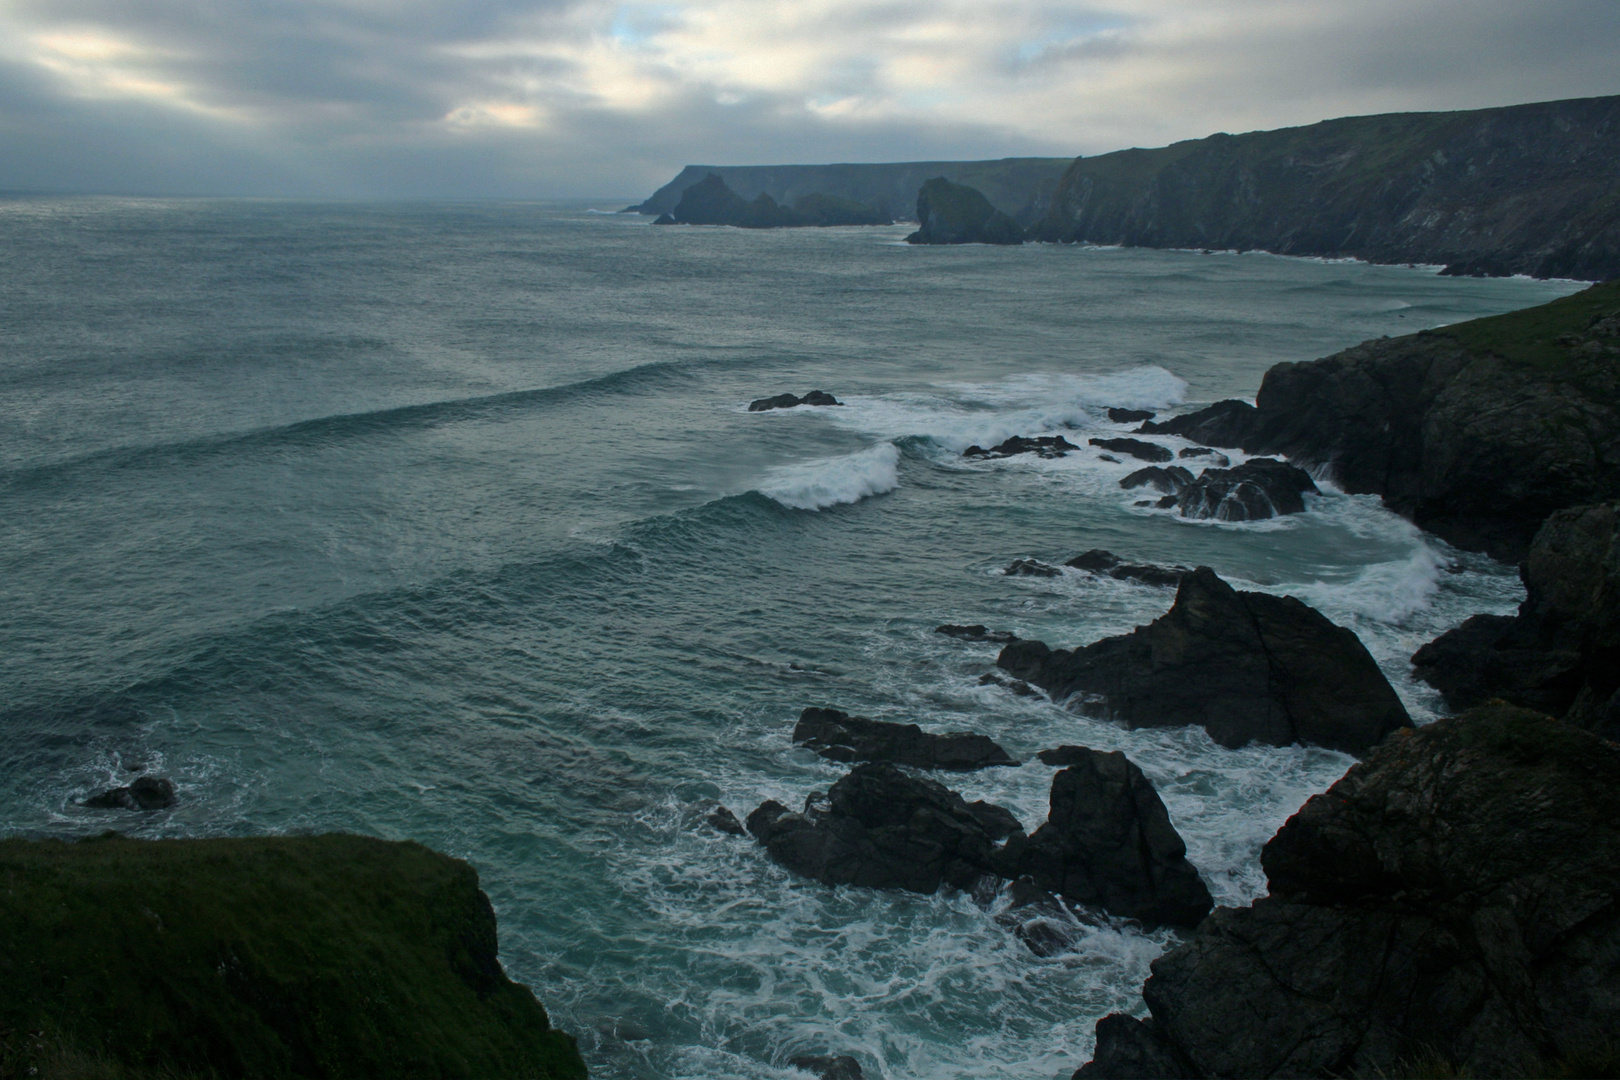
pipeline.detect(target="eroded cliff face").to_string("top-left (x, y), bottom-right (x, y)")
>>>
top-left (1037, 94), bottom-right (1620, 280)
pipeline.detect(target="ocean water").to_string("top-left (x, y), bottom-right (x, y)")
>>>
top-left (0, 198), bottom-right (1582, 1079)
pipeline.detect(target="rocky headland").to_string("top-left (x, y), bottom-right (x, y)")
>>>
top-left (0, 833), bottom-right (585, 1079)
top-left (904, 178), bottom-right (1025, 245)
top-left (659, 173), bottom-right (890, 228)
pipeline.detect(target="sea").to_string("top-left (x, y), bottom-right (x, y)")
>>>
top-left (0, 197), bottom-right (1583, 1079)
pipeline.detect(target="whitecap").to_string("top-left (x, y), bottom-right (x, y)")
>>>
top-left (757, 443), bottom-right (901, 511)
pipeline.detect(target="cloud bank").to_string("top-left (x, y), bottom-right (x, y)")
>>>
top-left (1, 0), bottom-right (1616, 199)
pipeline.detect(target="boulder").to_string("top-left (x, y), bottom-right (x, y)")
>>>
top-left (962, 435), bottom-right (1077, 459)
top-left (1107, 408), bottom-right (1155, 424)
top-left (1173, 458), bottom-right (1319, 520)
top-left (748, 390), bottom-right (843, 411)
top-left (792, 707), bottom-right (1018, 770)
top-left (978, 672), bottom-right (1041, 697)
top-left (996, 568), bottom-right (1412, 755)
top-left (936, 624), bottom-right (1019, 644)
top-left (746, 762), bottom-right (1018, 893)
top-left (1004, 558), bottom-right (1061, 578)
top-left (1177, 447), bottom-right (1229, 466)
top-left (1135, 400), bottom-right (1258, 447)
top-left (1002, 748), bottom-right (1211, 927)
top-left (83, 775), bottom-right (175, 811)
top-left (905, 178), bottom-right (1025, 245)
top-left (1064, 549), bottom-right (1189, 587)
top-left (1118, 465), bottom-right (1194, 495)
top-left (1412, 501), bottom-right (1620, 736)
top-left (1075, 704), bottom-right (1620, 1079)
top-left (707, 805), bottom-right (746, 836)
top-left (1087, 437), bottom-right (1172, 463)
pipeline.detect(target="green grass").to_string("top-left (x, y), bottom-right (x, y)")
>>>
top-left (1428, 278), bottom-right (1620, 371)
top-left (0, 833), bottom-right (586, 1080)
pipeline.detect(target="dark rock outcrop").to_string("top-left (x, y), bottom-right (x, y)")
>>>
top-left (1002, 748), bottom-right (1212, 927)
top-left (905, 178), bottom-right (1025, 245)
top-left (746, 762), bottom-right (1016, 893)
top-left (1004, 558), bottom-right (1061, 578)
top-left (1075, 704), bottom-right (1620, 1079)
top-left (1087, 437), bottom-right (1172, 463)
top-left (962, 435), bottom-right (1077, 458)
top-left (748, 390), bottom-right (842, 411)
top-left (1135, 280), bottom-right (1620, 559)
top-left (1119, 465), bottom-right (1194, 495)
top-left (978, 672), bottom-right (1040, 697)
top-left (790, 1054), bottom-right (864, 1080)
top-left (936, 624), bottom-right (1019, 644)
top-left (792, 707), bottom-right (1018, 770)
top-left (83, 775), bottom-right (175, 810)
top-left (1064, 549), bottom-right (1188, 587)
top-left (997, 567), bottom-right (1411, 754)
top-left (669, 174), bottom-right (888, 228)
top-left (707, 805), bottom-right (747, 836)
top-left (1173, 458), bottom-right (1319, 521)
top-left (1037, 94), bottom-right (1620, 281)
top-left (1107, 408), bottom-right (1155, 424)
top-left (1413, 501), bottom-right (1620, 737)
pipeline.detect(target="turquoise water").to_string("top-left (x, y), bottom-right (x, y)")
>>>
top-left (0, 198), bottom-right (1581, 1078)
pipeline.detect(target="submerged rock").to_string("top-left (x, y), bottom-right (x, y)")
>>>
top-left (936, 624), bottom-right (1019, 644)
top-left (1087, 437), bottom-right (1172, 463)
top-left (1076, 704), bottom-right (1620, 1079)
top-left (1173, 457), bottom-right (1318, 520)
top-left (83, 775), bottom-right (175, 811)
top-left (792, 707), bottom-right (1018, 770)
top-left (978, 672), bottom-right (1041, 697)
top-left (1003, 558), bottom-right (1062, 578)
top-left (1107, 408), bottom-right (1155, 424)
top-left (962, 435), bottom-right (1077, 459)
top-left (707, 805), bottom-right (747, 836)
top-left (790, 1054), bottom-right (864, 1080)
top-left (1063, 549), bottom-right (1190, 588)
top-left (905, 178), bottom-right (1024, 245)
top-left (748, 390), bottom-right (842, 411)
top-left (997, 567), bottom-right (1411, 754)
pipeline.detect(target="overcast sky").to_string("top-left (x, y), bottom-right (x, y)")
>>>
top-left (2, 0), bottom-right (1617, 200)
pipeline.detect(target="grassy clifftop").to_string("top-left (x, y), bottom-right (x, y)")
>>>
top-left (0, 833), bottom-right (585, 1079)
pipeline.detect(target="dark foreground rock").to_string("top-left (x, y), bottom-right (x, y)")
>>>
top-left (747, 762), bottom-right (1016, 893)
top-left (1076, 704), bottom-right (1620, 1079)
top-left (1134, 280), bottom-right (1620, 559)
top-left (1088, 437), bottom-right (1172, 463)
top-left (905, 177), bottom-right (1025, 245)
top-left (749, 390), bottom-right (842, 411)
top-left (936, 623), bottom-right (1019, 644)
top-left (1173, 457), bottom-right (1319, 521)
top-left (1107, 408), bottom-right (1155, 424)
top-left (1413, 501), bottom-right (1620, 737)
top-left (792, 707), bottom-right (1018, 770)
top-left (1003, 748), bottom-right (1211, 927)
top-left (1064, 549), bottom-right (1188, 587)
top-left (963, 435), bottom-right (1077, 458)
top-left (997, 567), bottom-right (1411, 754)
top-left (1119, 465), bottom-right (1193, 495)
top-left (707, 805), bottom-right (747, 836)
top-left (82, 774), bottom-right (175, 810)
top-left (0, 833), bottom-right (586, 1079)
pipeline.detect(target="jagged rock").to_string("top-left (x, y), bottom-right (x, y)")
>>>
top-left (792, 707), bottom-right (1018, 770)
top-left (1413, 501), bottom-right (1620, 736)
top-left (652, 213), bottom-right (676, 225)
top-left (1001, 749), bottom-right (1211, 927)
top-left (936, 624), bottom-right (1019, 644)
top-left (1036, 746), bottom-right (1091, 766)
top-left (1177, 446), bottom-right (1229, 466)
top-left (790, 1054), bottom-right (864, 1080)
top-left (978, 672), bottom-right (1041, 697)
top-left (1107, 408), bottom-right (1155, 423)
top-left (670, 174), bottom-right (886, 228)
top-left (746, 762), bottom-right (1017, 893)
top-left (1075, 704), bottom-right (1620, 1079)
top-left (962, 435), bottom-right (1077, 459)
top-left (83, 776), bottom-right (175, 811)
top-left (748, 390), bottom-right (842, 411)
top-left (997, 568), bottom-right (1411, 754)
top-left (1004, 559), bottom-right (1061, 578)
top-left (1173, 458), bottom-right (1319, 520)
top-left (1136, 401), bottom-right (1257, 447)
top-left (707, 805), bottom-right (746, 836)
top-left (1119, 465), bottom-right (1194, 495)
top-left (1087, 437), bottom-right (1172, 463)
top-left (1063, 550), bottom-right (1190, 588)
top-left (994, 877), bottom-right (1094, 957)
top-left (905, 178), bottom-right (1024, 245)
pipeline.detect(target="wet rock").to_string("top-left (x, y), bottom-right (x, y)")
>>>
top-left (963, 435), bottom-right (1078, 459)
top-left (997, 567), bottom-right (1412, 755)
top-left (1003, 558), bottom-right (1062, 578)
top-left (1087, 438), bottom-right (1173, 463)
top-left (936, 624), bottom-right (1019, 644)
top-left (1001, 748), bottom-right (1212, 927)
top-left (1135, 400), bottom-right (1257, 447)
top-left (1036, 745), bottom-right (1092, 766)
top-left (1075, 704), bottom-right (1620, 1079)
top-left (978, 672), bottom-right (1041, 697)
top-left (1119, 465), bottom-right (1194, 495)
top-left (1099, 455), bottom-right (1120, 463)
top-left (1412, 501), bottom-right (1620, 736)
top-left (790, 1054), bottom-right (864, 1080)
top-left (746, 762), bottom-right (1018, 893)
top-left (1173, 458), bottom-right (1318, 520)
top-left (1107, 408), bottom-right (1156, 424)
top-left (83, 776), bottom-right (175, 811)
top-left (1063, 550), bottom-right (1189, 588)
top-left (792, 707), bottom-right (1018, 770)
top-left (748, 390), bottom-right (843, 411)
top-left (995, 878), bottom-right (1092, 957)
top-left (1177, 447), bottom-right (1229, 466)
top-left (707, 805), bottom-right (746, 836)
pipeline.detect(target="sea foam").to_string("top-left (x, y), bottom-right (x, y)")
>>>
top-left (757, 443), bottom-right (901, 511)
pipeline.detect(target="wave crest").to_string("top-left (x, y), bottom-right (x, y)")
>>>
top-left (757, 443), bottom-right (901, 511)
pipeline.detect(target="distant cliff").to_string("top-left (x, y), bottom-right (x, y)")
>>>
top-left (905, 178), bottom-right (1024, 245)
top-left (1037, 95), bottom-right (1620, 280)
top-left (661, 173), bottom-right (891, 227)
top-left (634, 158), bottom-right (1071, 226)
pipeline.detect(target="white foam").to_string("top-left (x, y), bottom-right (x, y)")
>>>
top-left (757, 443), bottom-right (901, 511)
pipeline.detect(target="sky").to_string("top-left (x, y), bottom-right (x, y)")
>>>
top-left (1, 0), bottom-right (1617, 200)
